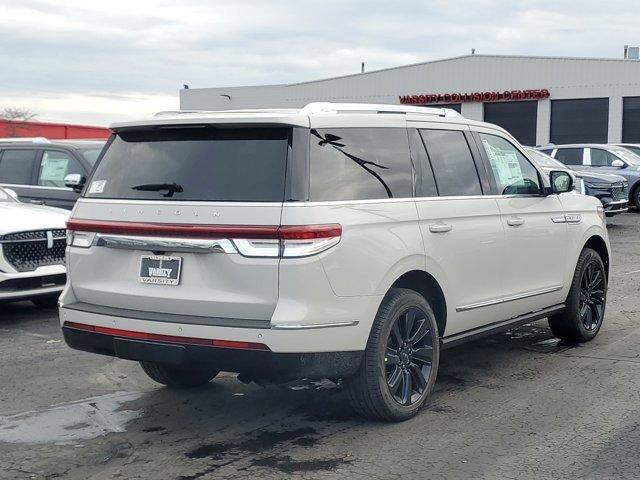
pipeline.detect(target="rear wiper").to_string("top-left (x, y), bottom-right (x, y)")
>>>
top-left (131, 182), bottom-right (184, 197)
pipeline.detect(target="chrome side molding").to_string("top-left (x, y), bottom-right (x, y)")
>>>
top-left (456, 285), bottom-right (563, 312)
top-left (271, 321), bottom-right (359, 330)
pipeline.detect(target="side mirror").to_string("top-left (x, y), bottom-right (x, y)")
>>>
top-left (4, 188), bottom-right (19, 200)
top-left (64, 173), bottom-right (86, 193)
top-left (549, 170), bottom-right (574, 194)
top-left (611, 159), bottom-right (625, 168)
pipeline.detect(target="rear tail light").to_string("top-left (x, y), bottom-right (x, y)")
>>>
top-left (67, 230), bottom-right (96, 248)
top-left (278, 225), bottom-right (342, 258)
top-left (66, 220), bottom-right (341, 258)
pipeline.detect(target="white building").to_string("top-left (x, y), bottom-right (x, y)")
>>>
top-left (180, 54), bottom-right (640, 147)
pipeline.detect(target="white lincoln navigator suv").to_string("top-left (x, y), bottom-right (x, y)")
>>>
top-left (60, 103), bottom-right (610, 421)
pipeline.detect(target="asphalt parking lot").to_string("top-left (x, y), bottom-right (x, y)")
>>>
top-left (1, 213), bottom-right (640, 480)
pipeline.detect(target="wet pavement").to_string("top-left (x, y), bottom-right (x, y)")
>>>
top-left (1, 213), bottom-right (640, 479)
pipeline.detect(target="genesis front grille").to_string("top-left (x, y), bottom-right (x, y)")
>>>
top-left (0, 229), bottom-right (66, 272)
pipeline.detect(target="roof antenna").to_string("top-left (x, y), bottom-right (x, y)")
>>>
top-left (361, 62), bottom-right (365, 73)
top-left (471, 48), bottom-right (476, 55)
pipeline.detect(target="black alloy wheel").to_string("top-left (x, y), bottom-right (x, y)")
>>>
top-left (385, 307), bottom-right (435, 406)
top-left (346, 288), bottom-right (440, 421)
top-left (579, 259), bottom-right (606, 331)
top-left (548, 247), bottom-right (607, 343)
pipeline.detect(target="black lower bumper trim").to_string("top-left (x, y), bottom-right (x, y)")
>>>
top-left (62, 326), bottom-right (363, 380)
top-left (63, 301), bottom-right (270, 329)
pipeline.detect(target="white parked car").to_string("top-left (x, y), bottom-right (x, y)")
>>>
top-left (0, 186), bottom-right (68, 307)
top-left (60, 103), bottom-right (610, 421)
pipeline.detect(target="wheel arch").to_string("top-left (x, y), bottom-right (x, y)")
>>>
top-left (629, 179), bottom-right (640, 208)
top-left (583, 234), bottom-right (610, 278)
top-left (388, 270), bottom-right (447, 337)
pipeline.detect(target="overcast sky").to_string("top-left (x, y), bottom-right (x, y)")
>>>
top-left (1, 0), bottom-right (638, 125)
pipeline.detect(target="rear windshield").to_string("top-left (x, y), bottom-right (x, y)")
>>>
top-left (85, 127), bottom-right (290, 202)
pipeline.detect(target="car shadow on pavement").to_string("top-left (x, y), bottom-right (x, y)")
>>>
top-left (0, 320), bottom-right (596, 479)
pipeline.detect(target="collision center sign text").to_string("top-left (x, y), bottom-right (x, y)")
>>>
top-left (399, 89), bottom-right (550, 105)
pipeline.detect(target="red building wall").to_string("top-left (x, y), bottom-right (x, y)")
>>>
top-left (0, 120), bottom-right (110, 139)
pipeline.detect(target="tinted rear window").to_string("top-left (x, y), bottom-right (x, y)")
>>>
top-left (309, 128), bottom-right (412, 201)
top-left (85, 128), bottom-right (290, 202)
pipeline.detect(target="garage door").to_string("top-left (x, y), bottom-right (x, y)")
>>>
top-left (551, 98), bottom-right (609, 144)
top-left (483, 101), bottom-right (537, 146)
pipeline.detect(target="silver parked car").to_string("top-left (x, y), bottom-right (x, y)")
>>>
top-left (60, 103), bottom-right (610, 421)
top-left (525, 148), bottom-right (629, 216)
top-left (539, 144), bottom-right (640, 209)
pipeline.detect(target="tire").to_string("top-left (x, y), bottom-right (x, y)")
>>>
top-left (31, 294), bottom-right (60, 309)
top-left (140, 361), bottom-right (219, 388)
top-left (632, 186), bottom-right (640, 209)
top-left (548, 248), bottom-right (607, 343)
top-left (345, 288), bottom-right (440, 422)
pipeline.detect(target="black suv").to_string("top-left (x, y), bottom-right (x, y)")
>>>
top-left (0, 138), bottom-right (105, 209)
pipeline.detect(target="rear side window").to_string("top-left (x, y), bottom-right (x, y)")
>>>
top-left (0, 149), bottom-right (37, 184)
top-left (419, 129), bottom-right (482, 196)
top-left (408, 128), bottom-right (438, 197)
top-left (85, 128), bottom-right (290, 202)
top-left (555, 148), bottom-right (583, 166)
top-left (309, 128), bottom-right (412, 201)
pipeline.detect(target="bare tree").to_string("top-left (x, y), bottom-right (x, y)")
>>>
top-left (0, 107), bottom-right (38, 137)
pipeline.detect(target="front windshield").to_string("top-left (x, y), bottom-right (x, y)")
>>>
top-left (78, 146), bottom-right (105, 165)
top-left (611, 147), bottom-right (640, 166)
top-left (526, 149), bottom-right (566, 169)
top-left (0, 187), bottom-right (17, 203)
top-left (620, 145), bottom-right (640, 157)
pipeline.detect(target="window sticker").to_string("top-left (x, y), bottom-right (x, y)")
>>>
top-left (40, 157), bottom-right (69, 182)
top-left (88, 180), bottom-right (107, 194)
top-left (483, 139), bottom-right (524, 188)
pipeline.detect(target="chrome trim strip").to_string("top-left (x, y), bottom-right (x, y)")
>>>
top-left (0, 236), bottom-right (66, 244)
top-left (550, 215), bottom-right (567, 224)
top-left (456, 285), bottom-right (563, 312)
top-left (95, 234), bottom-right (237, 254)
top-left (270, 321), bottom-right (359, 330)
top-left (0, 183), bottom-right (72, 191)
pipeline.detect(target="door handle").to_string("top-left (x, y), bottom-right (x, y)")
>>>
top-left (429, 223), bottom-right (452, 233)
top-left (29, 199), bottom-right (45, 205)
top-left (507, 217), bottom-right (525, 227)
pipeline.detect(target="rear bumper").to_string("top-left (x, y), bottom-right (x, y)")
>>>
top-left (62, 323), bottom-right (362, 380)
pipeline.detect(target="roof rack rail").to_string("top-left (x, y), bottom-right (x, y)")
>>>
top-left (299, 102), bottom-right (463, 117)
top-left (153, 110), bottom-right (205, 117)
top-left (0, 137), bottom-right (51, 143)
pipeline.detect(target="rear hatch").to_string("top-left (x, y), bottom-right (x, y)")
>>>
top-left (67, 126), bottom-right (291, 324)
